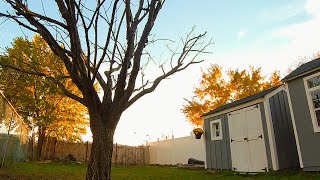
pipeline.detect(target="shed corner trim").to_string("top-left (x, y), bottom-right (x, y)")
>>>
top-left (202, 98), bottom-right (265, 120)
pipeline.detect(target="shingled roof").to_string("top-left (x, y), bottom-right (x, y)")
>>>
top-left (202, 86), bottom-right (280, 117)
top-left (282, 57), bottom-right (320, 82)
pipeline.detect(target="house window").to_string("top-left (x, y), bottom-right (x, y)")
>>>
top-left (210, 119), bottom-right (222, 140)
top-left (304, 72), bottom-right (320, 132)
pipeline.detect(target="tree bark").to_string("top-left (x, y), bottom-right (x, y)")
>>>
top-left (36, 127), bottom-right (46, 161)
top-left (86, 115), bottom-right (117, 180)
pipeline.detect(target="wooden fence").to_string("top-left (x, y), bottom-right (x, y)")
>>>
top-left (40, 137), bottom-right (150, 165)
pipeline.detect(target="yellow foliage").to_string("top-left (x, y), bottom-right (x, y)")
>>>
top-left (0, 35), bottom-right (88, 142)
top-left (182, 64), bottom-right (282, 126)
top-left (193, 128), bottom-right (203, 135)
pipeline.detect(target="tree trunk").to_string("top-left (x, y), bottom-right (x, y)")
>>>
top-left (36, 127), bottom-right (46, 161)
top-left (86, 116), bottom-right (116, 180)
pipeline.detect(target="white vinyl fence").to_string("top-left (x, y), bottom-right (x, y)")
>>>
top-left (148, 135), bottom-right (205, 165)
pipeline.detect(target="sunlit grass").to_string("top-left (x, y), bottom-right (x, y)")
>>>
top-left (1, 162), bottom-right (320, 180)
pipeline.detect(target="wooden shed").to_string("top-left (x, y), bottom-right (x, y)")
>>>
top-left (202, 86), bottom-right (299, 172)
top-left (282, 57), bottom-right (320, 171)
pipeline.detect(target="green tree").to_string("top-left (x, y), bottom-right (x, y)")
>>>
top-left (0, 35), bottom-right (88, 159)
top-left (0, 1), bottom-right (211, 179)
top-left (182, 64), bottom-right (282, 126)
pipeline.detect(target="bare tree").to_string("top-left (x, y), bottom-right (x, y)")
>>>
top-left (0, 0), bottom-right (212, 179)
top-left (286, 51), bottom-right (320, 75)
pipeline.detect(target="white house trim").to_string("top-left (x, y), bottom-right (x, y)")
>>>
top-left (263, 99), bottom-right (279, 170)
top-left (210, 119), bottom-right (223, 141)
top-left (303, 71), bottom-right (320, 133)
top-left (285, 83), bottom-right (304, 168)
top-left (202, 98), bottom-right (264, 119)
top-left (264, 86), bottom-right (286, 99)
top-left (283, 67), bottom-right (320, 82)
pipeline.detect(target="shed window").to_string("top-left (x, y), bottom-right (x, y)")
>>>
top-left (304, 72), bottom-right (320, 132)
top-left (210, 119), bottom-right (222, 140)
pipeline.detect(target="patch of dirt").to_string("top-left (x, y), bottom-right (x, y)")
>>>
top-left (0, 169), bottom-right (11, 179)
top-left (0, 169), bottom-right (30, 180)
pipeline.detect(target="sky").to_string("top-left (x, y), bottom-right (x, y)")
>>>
top-left (1, 0), bottom-right (320, 145)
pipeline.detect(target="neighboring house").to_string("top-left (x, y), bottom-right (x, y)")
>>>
top-left (202, 86), bottom-right (299, 172)
top-left (282, 57), bottom-right (320, 171)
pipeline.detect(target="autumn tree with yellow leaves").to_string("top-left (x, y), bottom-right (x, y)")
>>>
top-left (0, 35), bottom-right (88, 159)
top-left (182, 64), bottom-right (282, 126)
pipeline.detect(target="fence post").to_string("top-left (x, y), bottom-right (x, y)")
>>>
top-left (157, 138), bottom-right (159, 164)
top-left (171, 135), bottom-right (175, 165)
top-left (45, 137), bottom-right (51, 160)
top-left (52, 138), bottom-right (57, 160)
top-left (145, 145), bottom-right (150, 165)
top-left (133, 146), bottom-right (135, 165)
top-left (115, 143), bottom-right (118, 165)
top-left (32, 135), bottom-right (36, 160)
top-left (85, 141), bottom-right (89, 163)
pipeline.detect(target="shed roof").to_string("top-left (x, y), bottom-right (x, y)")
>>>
top-left (202, 86), bottom-right (280, 117)
top-left (282, 57), bottom-right (320, 82)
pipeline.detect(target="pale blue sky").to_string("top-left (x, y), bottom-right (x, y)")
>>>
top-left (154, 0), bottom-right (308, 54)
top-left (1, 0), bottom-right (320, 145)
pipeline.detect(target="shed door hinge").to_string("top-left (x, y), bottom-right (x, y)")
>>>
top-left (262, 167), bottom-right (267, 171)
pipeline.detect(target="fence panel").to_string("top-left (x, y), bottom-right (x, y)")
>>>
top-left (148, 135), bottom-right (206, 165)
top-left (0, 92), bottom-right (30, 167)
top-left (41, 139), bottom-right (149, 165)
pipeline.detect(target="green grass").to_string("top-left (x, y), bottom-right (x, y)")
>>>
top-left (1, 162), bottom-right (320, 180)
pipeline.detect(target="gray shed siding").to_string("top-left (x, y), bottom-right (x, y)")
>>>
top-left (204, 89), bottom-right (300, 171)
top-left (204, 104), bottom-right (272, 170)
top-left (259, 103), bottom-right (273, 169)
top-left (269, 91), bottom-right (299, 169)
top-left (287, 70), bottom-right (320, 171)
top-left (204, 114), bottom-right (232, 170)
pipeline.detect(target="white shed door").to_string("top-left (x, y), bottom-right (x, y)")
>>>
top-left (229, 105), bottom-right (268, 172)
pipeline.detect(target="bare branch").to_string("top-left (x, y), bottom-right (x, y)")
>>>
top-left (92, 0), bottom-right (120, 83)
top-left (16, 11), bottom-right (68, 29)
top-left (0, 12), bottom-right (38, 32)
top-left (120, 0), bottom-right (163, 106)
top-left (126, 31), bottom-right (212, 109)
top-left (0, 62), bottom-right (86, 105)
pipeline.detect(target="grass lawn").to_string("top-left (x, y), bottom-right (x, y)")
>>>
top-left (1, 162), bottom-right (320, 180)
